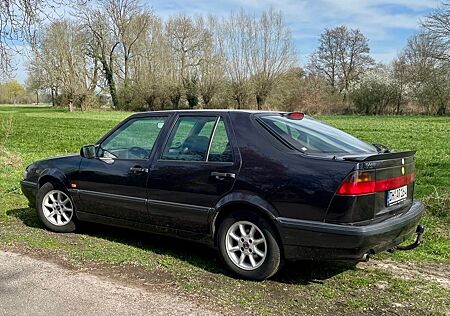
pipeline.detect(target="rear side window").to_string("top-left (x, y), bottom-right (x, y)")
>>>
top-left (161, 116), bottom-right (234, 162)
top-left (259, 115), bottom-right (377, 155)
top-left (162, 116), bottom-right (216, 161)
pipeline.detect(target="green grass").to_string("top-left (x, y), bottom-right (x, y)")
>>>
top-left (1, 106), bottom-right (449, 315)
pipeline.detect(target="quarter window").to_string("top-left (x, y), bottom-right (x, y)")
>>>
top-left (99, 117), bottom-right (166, 160)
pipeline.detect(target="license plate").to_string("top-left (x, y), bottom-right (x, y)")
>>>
top-left (386, 185), bottom-right (408, 206)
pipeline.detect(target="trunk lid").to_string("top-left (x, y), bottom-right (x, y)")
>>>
top-left (326, 151), bottom-right (416, 224)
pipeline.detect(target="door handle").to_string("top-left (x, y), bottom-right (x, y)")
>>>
top-left (211, 171), bottom-right (235, 180)
top-left (129, 166), bottom-right (149, 174)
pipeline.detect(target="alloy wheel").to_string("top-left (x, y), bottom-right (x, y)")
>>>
top-left (41, 190), bottom-right (74, 226)
top-left (225, 221), bottom-right (267, 270)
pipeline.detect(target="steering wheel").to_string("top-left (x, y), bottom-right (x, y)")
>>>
top-left (128, 146), bottom-right (149, 159)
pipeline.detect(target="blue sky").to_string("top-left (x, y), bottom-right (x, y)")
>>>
top-left (11, 0), bottom-right (440, 83)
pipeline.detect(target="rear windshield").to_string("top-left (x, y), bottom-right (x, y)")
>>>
top-left (259, 115), bottom-right (378, 155)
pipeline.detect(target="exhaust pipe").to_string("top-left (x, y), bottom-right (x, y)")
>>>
top-left (361, 253), bottom-right (370, 262)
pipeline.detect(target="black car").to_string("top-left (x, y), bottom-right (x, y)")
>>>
top-left (21, 110), bottom-right (425, 280)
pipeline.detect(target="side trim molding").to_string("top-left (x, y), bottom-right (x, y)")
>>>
top-left (77, 189), bottom-right (212, 211)
top-left (78, 189), bottom-right (146, 203)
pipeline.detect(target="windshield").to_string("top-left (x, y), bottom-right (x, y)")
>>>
top-left (259, 115), bottom-right (378, 155)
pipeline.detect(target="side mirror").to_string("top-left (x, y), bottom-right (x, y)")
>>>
top-left (80, 145), bottom-right (97, 158)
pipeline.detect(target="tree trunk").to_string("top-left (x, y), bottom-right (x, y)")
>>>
top-left (202, 94), bottom-right (211, 108)
top-left (51, 88), bottom-right (55, 107)
top-left (103, 61), bottom-right (119, 108)
top-left (256, 94), bottom-right (265, 110)
top-left (35, 90), bottom-right (39, 105)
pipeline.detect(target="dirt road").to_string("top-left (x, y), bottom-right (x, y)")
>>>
top-left (0, 250), bottom-right (218, 316)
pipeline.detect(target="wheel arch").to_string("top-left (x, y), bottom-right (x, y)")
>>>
top-left (38, 168), bottom-right (69, 189)
top-left (211, 191), bottom-right (282, 248)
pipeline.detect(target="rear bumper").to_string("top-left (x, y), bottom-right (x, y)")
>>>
top-left (277, 200), bottom-right (425, 261)
top-left (21, 180), bottom-right (37, 208)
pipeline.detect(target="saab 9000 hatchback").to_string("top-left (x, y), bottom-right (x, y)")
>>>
top-left (21, 110), bottom-right (425, 280)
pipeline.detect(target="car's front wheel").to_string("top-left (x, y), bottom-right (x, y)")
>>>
top-left (218, 211), bottom-right (281, 280)
top-left (36, 182), bottom-right (77, 233)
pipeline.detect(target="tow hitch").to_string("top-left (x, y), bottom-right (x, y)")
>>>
top-left (388, 224), bottom-right (425, 252)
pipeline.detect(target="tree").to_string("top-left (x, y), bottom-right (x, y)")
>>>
top-left (0, 0), bottom-right (65, 78)
top-left (351, 66), bottom-right (401, 115)
top-left (0, 80), bottom-right (25, 103)
top-left (249, 9), bottom-right (296, 109)
top-left (166, 14), bottom-right (210, 109)
top-left (309, 26), bottom-right (374, 99)
top-left (401, 33), bottom-right (450, 115)
top-left (29, 20), bottom-right (98, 111)
top-left (392, 56), bottom-right (408, 115)
top-left (218, 10), bottom-right (252, 109)
top-left (197, 16), bottom-right (224, 108)
top-left (422, 1), bottom-right (450, 61)
top-left (105, 0), bottom-right (151, 98)
top-left (77, 0), bottom-right (149, 109)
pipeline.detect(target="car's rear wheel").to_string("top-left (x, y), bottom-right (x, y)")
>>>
top-left (36, 182), bottom-right (77, 233)
top-left (218, 211), bottom-right (281, 280)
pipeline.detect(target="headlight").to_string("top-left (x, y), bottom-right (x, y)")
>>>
top-left (23, 165), bottom-right (33, 179)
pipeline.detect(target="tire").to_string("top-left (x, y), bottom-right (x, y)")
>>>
top-left (36, 182), bottom-right (77, 233)
top-left (217, 211), bottom-right (281, 280)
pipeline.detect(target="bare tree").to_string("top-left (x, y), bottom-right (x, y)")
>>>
top-left (196, 16), bottom-right (224, 108)
top-left (77, 0), bottom-right (148, 108)
top-left (165, 14), bottom-right (210, 109)
top-left (78, 5), bottom-right (120, 108)
top-left (0, 0), bottom-right (68, 78)
top-left (422, 1), bottom-right (450, 61)
top-left (218, 10), bottom-right (253, 109)
top-left (249, 9), bottom-right (296, 109)
top-left (309, 26), bottom-right (374, 99)
top-left (401, 33), bottom-right (450, 115)
top-left (105, 0), bottom-right (150, 92)
top-left (128, 13), bottom-right (168, 110)
top-left (29, 20), bottom-right (97, 111)
top-left (392, 56), bottom-right (409, 114)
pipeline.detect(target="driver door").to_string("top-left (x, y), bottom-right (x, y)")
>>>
top-left (77, 115), bottom-right (168, 221)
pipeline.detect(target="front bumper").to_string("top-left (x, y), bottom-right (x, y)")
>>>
top-left (277, 200), bottom-right (425, 261)
top-left (21, 180), bottom-right (38, 208)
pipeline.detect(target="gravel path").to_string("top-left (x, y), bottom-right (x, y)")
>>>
top-left (0, 250), bottom-right (218, 316)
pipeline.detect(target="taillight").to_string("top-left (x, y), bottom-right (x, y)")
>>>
top-left (337, 171), bottom-right (416, 195)
top-left (337, 171), bottom-right (375, 195)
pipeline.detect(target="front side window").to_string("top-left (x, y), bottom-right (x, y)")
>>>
top-left (99, 117), bottom-right (166, 160)
top-left (161, 116), bottom-right (233, 162)
top-left (260, 115), bottom-right (377, 155)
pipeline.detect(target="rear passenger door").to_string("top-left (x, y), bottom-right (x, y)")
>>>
top-left (147, 113), bottom-right (240, 234)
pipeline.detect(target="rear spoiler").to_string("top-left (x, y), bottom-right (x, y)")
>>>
top-left (342, 151), bottom-right (416, 162)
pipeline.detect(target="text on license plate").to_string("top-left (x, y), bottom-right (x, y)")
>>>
top-left (386, 185), bottom-right (408, 206)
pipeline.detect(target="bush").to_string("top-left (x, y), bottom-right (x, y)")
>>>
top-left (350, 69), bottom-right (401, 115)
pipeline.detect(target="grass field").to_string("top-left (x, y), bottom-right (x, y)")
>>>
top-left (1, 106), bottom-right (449, 315)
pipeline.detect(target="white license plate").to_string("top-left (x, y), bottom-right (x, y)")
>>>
top-left (386, 185), bottom-right (408, 206)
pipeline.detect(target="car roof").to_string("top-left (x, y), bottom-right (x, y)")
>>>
top-left (132, 109), bottom-right (280, 116)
